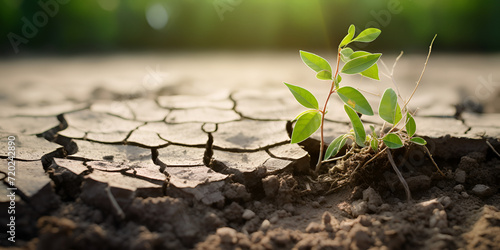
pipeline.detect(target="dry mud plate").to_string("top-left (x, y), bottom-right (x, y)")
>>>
top-left (1, 54), bottom-right (500, 249)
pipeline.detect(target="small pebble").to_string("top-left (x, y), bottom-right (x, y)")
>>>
top-left (260, 219), bottom-right (271, 231)
top-left (461, 192), bottom-right (470, 198)
top-left (429, 209), bottom-right (447, 229)
top-left (351, 200), bottom-right (368, 217)
top-left (438, 196), bottom-right (452, 209)
top-left (242, 209), bottom-right (256, 220)
top-left (471, 184), bottom-right (494, 197)
top-left (253, 201), bottom-right (262, 208)
top-left (269, 215), bottom-right (279, 224)
top-left (458, 156), bottom-right (479, 172)
top-left (453, 184), bottom-right (464, 192)
top-left (311, 201), bottom-right (321, 208)
top-left (363, 186), bottom-right (383, 207)
top-left (216, 227), bottom-right (238, 244)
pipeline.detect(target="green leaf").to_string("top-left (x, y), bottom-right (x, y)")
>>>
top-left (292, 109), bottom-right (311, 121)
top-left (383, 133), bottom-right (404, 149)
top-left (334, 75), bottom-right (342, 89)
top-left (378, 88), bottom-right (400, 124)
top-left (406, 112), bottom-right (416, 137)
top-left (341, 53), bottom-right (381, 75)
top-left (342, 50), bottom-right (373, 60)
top-left (284, 82), bottom-right (319, 109)
top-left (350, 51), bottom-right (371, 58)
top-left (410, 137), bottom-right (427, 145)
top-left (370, 136), bottom-right (378, 151)
top-left (341, 50), bottom-right (381, 81)
top-left (344, 105), bottom-right (366, 147)
top-left (360, 63), bottom-right (380, 80)
top-left (324, 134), bottom-right (348, 160)
top-left (352, 28), bottom-right (381, 43)
top-left (339, 24), bottom-right (355, 48)
top-left (291, 110), bottom-right (321, 144)
top-left (316, 70), bottom-right (333, 80)
top-left (340, 48), bottom-right (354, 62)
top-left (394, 103), bottom-right (402, 124)
top-left (337, 86), bottom-right (374, 115)
top-left (300, 50), bottom-right (332, 73)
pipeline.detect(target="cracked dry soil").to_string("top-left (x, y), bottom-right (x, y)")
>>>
top-left (1, 86), bottom-right (500, 250)
top-left (7, 144), bottom-right (500, 250)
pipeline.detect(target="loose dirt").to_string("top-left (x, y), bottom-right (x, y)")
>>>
top-left (6, 138), bottom-right (499, 250)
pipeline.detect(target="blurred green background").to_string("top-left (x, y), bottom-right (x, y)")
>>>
top-left (1, 0), bottom-right (499, 55)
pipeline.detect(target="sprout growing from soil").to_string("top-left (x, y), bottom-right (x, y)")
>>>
top-left (285, 24), bottom-right (440, 201)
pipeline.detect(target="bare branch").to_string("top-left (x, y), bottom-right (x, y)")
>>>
top-left (401, 35), bottom-right (437, 113)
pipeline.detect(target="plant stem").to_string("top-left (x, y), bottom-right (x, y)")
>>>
top-left (486, 140), bottom-right (500, 158)
top-left (423, 145), bottom-right (445, 176)
top-left (315, 48), bottom-right (342, 173)
top-left (387, 149), bottom-right (412, 202)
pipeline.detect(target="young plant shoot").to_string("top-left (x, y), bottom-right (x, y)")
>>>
top-left (285, 24), bottom-right (435, 200)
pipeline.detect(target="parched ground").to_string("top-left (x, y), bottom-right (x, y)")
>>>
top-left (0, 52), bottom-right (499, 249)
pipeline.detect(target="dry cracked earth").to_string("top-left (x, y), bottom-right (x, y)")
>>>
top-left (0, 53), bottom-right (499, 249)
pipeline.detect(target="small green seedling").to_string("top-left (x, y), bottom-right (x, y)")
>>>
top-left (285, 24), bottom-right (437, 201)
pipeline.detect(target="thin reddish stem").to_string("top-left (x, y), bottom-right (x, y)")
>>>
top-left (315, 48), bottom-right (342, 173)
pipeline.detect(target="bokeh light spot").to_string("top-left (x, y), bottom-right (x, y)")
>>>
top-left (146, 3), bottom-right (169, 30)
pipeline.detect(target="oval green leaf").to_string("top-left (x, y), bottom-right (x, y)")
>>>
top-left (334, 75), bottom-right (342, 89)
top-left (394, 103), bottom-right (402, 124)
top-left (370, 136), bottom-right (379, 151)
top-left (340, 48), bottom-right (354, 62)
top-left (352, 28), bottom-right (381, 43)
top-left (383, 133), bottom-right (404, 149)
top-left (410, 137), bottom-right (427, 145)
top-left (360, 63), bottom-right (380, 80)
top-left (324, 134), bottom-right (348, 160)
top-left (378, 88), bottom-right (400, 124)
top-left (284, 82), bottom-right (319, 109)
top-left (344, 105), bottom-right (366, 147)
top-left (337, 86), bottom-right (374, 116)
top-left (341, 53), bottom-right (381, 75)
top-left (341, 50), bottom-right (371, 62)
top-left (339, 24), bottom-right (355, 48)
top-left (341, 50), bottom-right (380, 80)
top-left (406, 112), bottom-right (416, 137)
top-left (350, 51), bottom-right (371, 58)
top-left (291, 110), bottom-right (321, 144)
top-left (300, 50), bottom-right (332, 73)
top-left (316, 70), bottom-right (333, 80)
